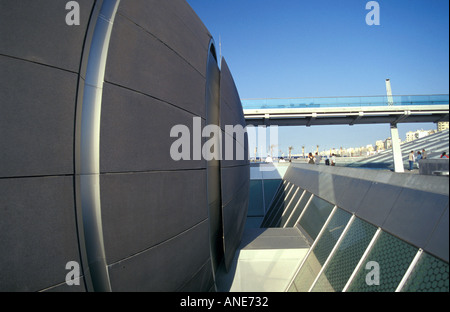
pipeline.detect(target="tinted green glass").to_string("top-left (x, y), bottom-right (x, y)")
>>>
top-left (278, 187), bottom-right (304, 227)
top-left (248, 180), bottom-right (264, 216)
top-left (311, 218), bottom-right (377, 292)
top-left (262, 179), bottom-right (282, 209)
top-left (401, 252), bottom-right (449, 292)
top-left (292, 208), bottom-right (351, 292)
top-left (269, 183), bottom-right (297, 227)
top-left (285, 191), bottom-right (313, 228)
top-left (260, 181), bottom-right (288, 227)
top-left (298, 196), bottom-right (334, 240)
top-left (346, 231), bottom-right (417, 292)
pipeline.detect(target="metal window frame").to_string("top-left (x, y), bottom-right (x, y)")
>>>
top-left (294, 193), bottom-right (315, 226)
top-left (262, 181), bottom-right (291, 227)
top-left (308, 215), bottom-right (356, 292)
top-left (283, 189), bottom-right (306, 228)
top-left (284, 205), bottom-right (338, 291)
top-left (342, 227), bottom-right (382, 292)
top-left (395, 249), bottom-right (424, 292)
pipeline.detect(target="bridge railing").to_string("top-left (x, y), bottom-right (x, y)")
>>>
top-left (242, 94), bottom-right (449, 110)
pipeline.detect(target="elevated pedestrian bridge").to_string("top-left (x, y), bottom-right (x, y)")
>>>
top-left (243, 94), bottom-right (449, 126)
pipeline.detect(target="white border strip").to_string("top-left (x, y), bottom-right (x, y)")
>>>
top-left (285, 205), bottom-right (337, 291)
top-left (283, 190), bottom-right (306, 228)
top-left (308, 215), bottom-right (356, 292)
top-left (395, 249), bottom-right (424, 292)
top-left (294, 193), bottom-right (314, 225)
top-left (342, 228), bottom-right (382, 292)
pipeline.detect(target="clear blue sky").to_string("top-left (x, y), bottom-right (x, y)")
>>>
top-left (186, 0), bottom-right (449, 156)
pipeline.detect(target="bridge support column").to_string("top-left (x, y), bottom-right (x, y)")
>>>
top-left (390, 123), bottom-right (404, 173)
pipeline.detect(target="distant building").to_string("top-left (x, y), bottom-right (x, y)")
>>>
top-left (375, 140), bottom-right (385, 151)
top-left (384, 137), bottom-right (392, 149)
top-left (437, 121), bottom-right (449, 132)
top-left (406, 129), bottom-right (436, 142)
top-left (366, 144), bottom-right (375, 155)
top-left (383, 136), bottom-right (402, 149)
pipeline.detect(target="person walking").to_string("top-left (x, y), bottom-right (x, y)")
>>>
top-left (408, 151), bottom-right (415, 171)
top-left (331, 154), bottom-right (336, 166)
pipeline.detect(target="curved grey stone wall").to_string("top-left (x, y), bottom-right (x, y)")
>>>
top-left (0, 0), bottom-right (97, 292)
top-left (220, 58), bottom-right (250, 271)
top-left (0, 0), bottom-right (249, 291)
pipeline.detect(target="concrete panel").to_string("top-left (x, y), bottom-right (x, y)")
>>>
top-left (204, 45), bottom-right (223, 276)
top-left (0, 0), bottom-right (95, 72)
top-left (170, 0), bottom-right (212, 42)
top-left (320, 174), bottom-right (353, 205)
top-left (104, 13), bottom-right (207, 118)
top-left (220, 60), bottom-right (246, 129)
top-left (0, 176), bottom-right (81, 292)
top-left (107, 221), bottom-right (211, 291)
top-left (425, 206), bottom-right (449, 262)
top-left (285, 168), bottom-right (321, 195)
top-left (0, 0), bottom-right (250, 292)
top-left (100, 83), bottom-right (206, 173)
top-left (221, 166), bottom-right (250, 206)
top-left (220, 59), bottom-right (248, 169)
top-left (117, 0), bottom-right (210, 75)
top-left (356, 182), bottom-right (404, 226)
top-left (283, 165), bottom-right (295, 181)
top-left (222, 181), bottom-right (250, 270)
top-left (221, 101), bottom-right (246, 133)
top-left (419, 159), bottom-right (449, 176)
top-left (220, 129), bottom-right (249, 168)
top-left (176, 260), bottom-right (214, 292)
top-left (100, 170), bottom-right (208, 264)
top-left (222, 180), bottom-right (250, 235)
top-left (335, 178), bottom-right (373, 214)
top-left (219, 57), bottom-right (249, 271)
top-left (382, 188), bottom-right (449, 249)
top-left (314, 172), bottom-right (338, 204)
top-left (0, 56), bottom-right (77, 177)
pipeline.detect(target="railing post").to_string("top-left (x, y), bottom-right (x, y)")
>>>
top-left (391, 123), bottom-right (405, 173)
